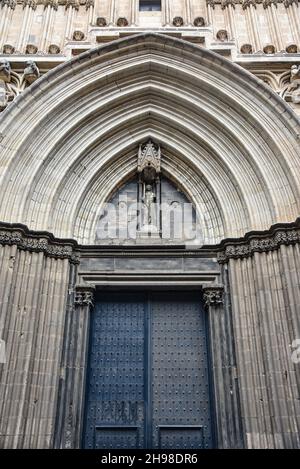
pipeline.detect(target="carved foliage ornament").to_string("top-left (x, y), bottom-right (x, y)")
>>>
top-left (203, 286), bottom-right (224, 307)
top-left (0, 225), bottom-right (79, 263)
top-left (218, 226), bottom-right (300, 263)
top-left (74, 286), bottom-right (95, 307)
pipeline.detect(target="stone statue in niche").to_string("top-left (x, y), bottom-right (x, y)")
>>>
top-left (142, 184), bottom-right (157, 228)
top-left (137, 140), bottom-right (161, 237)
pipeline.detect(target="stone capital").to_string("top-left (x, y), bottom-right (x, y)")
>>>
top-left (203, 285), bottom-right (224, 307)
top-left (74, 285), bottom-right (95, 307)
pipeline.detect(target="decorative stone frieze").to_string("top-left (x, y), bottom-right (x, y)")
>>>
top-left (65, 0), bottom-right (79, 10)
top-left (0, 222), bottom-right (80, 263)
top-left (44, 0), bottom-right (58, 9)
top-left (203, 285), bottom-right (224, 307)
top-left (242, 0), bottom-right (257, 9)
top-left (21, 0), bottom-right (36, 9)
top-left (0, 0), bottom-right (16, 8)
top-left (221, 0), bottom-right (236, 8)
top-left (218, 218), bottom-right (300, 262)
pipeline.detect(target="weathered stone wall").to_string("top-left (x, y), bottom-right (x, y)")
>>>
top-left (1, 0), bottom-right (299, 53)
top-left (0, 223), bottom-right (78, 448)
top-left (219, 220), bottom-right (300, 448)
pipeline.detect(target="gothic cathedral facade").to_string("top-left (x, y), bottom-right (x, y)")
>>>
top-left (0, 0), bottom-right (300, 449)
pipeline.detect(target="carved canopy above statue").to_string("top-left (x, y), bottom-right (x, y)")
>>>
top-left (0, 33), bottom-right (299, 244)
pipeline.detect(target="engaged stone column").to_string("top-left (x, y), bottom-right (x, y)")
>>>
top-left (203, 284), bottom-right (245, 448)
top-left (54, 284), bottom-right (95, 448)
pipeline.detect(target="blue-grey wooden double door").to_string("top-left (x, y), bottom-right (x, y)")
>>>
top-left (83, 291), bottom-right (214, 449)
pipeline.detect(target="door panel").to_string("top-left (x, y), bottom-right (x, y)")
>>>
top-left (151, 293), bottom-right (213, 449)
top-left (83, 293), bottom-right (146, 449)
top-left (83, 291), bottom-right (214, 449)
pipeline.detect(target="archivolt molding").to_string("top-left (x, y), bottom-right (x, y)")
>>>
top-left (0, 33), bottom-right (299, 245)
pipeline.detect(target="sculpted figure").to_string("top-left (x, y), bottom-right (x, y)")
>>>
top-left (286, 65), bottom-right (300, 104)
top-left (0, 59), bottom-right (11, 82)
top-left (142, 184), bottom-right (156, 227)
top-left (23, 60), bottom-right (40, 84)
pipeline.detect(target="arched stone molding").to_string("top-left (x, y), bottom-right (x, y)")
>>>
top-left (0, 33), bottom-right (299, 245)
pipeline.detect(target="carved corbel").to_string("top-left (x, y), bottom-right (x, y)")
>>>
top-left (203, 285), bottom-right (224, 308)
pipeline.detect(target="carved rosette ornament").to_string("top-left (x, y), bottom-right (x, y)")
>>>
top-left (74, 285), bottom-right (95, 307)
top-left (48, 44), bottom-right (61, 54)
top-left (240, 43), bottom-right (253, 54)
top-left (263, 44), bottom-right (276, 54)
top-left (221, 0), bottom-right (236, 9)
top-left (117, 17), bottom-right (129, 27)
top-left (2, 44), bottom-right (15, 54)
top-left (194, 17), bottom-right (205, 27)
top-left (25, 43), bottom-right (38, 54)
top-left (216, 29), bottom-right (228, 42)
top-left (0, 223), bottom-right (80, 264)
top-left (73, 30), bottom-right (85, 41)
top-left (96, 17), bottom-right (107, 27)
top-left (173, 16), bottom-right (184, 27)
top-left (286, 44), bottom-right (298, 53)
top-left (203, 286), bottom-right (224, 308)
top-left (218, 220), bottom-right (300, 263)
